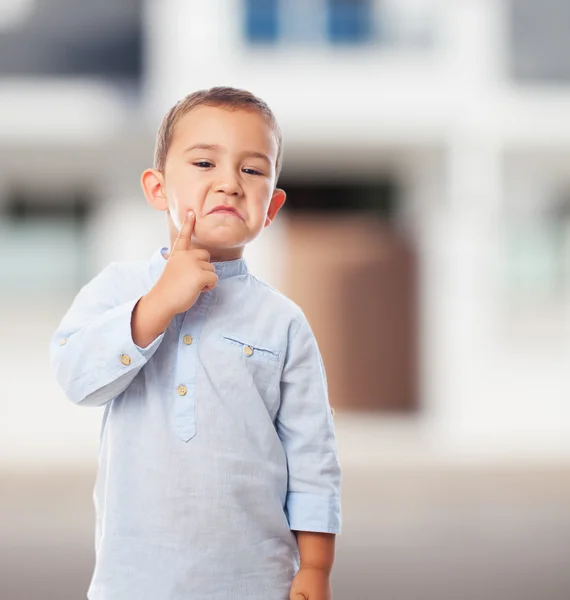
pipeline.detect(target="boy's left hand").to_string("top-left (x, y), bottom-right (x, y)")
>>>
top-left (289, 567), bottom-right (332, 600)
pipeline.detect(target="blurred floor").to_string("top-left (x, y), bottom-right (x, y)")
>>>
top-left (1, 416), bottom-right (570, 600)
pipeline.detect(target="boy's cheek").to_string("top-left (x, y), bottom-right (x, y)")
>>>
top-left (167, 190), bottom-right (193, 230)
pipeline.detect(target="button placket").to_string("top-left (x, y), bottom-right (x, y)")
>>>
top-left (177, 334), bottom-right (193, 401)
top-left (173, 293), bottom-right (214, 442)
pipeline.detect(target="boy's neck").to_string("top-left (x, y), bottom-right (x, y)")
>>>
top-left (209, 250), bottom-right (244, 263)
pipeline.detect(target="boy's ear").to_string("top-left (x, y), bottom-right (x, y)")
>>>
top-left (141, 168), bottom-right (168, 210)
top-left (264, 188), bottom-right (287, 228)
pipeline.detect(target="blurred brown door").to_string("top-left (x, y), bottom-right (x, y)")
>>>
top-left (284, 213), bottom-right (418, 412)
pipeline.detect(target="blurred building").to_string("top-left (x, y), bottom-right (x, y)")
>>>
top-left (1, 0), bottom-right (570, 463)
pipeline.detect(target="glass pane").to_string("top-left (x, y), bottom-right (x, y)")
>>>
top-left (0, 0), bottom-right (142, 80)
top-left (244, 0), bottom-right (279, 44)
top-left (0, 219), bottom-right (88, 299)
top-left (327, 0), bottom-right (373, 44)
top-left (510, 0), bottom-right (570, 83)
top-left (0, 191), bottom-right (91, 299)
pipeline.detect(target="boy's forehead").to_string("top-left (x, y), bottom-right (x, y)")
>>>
top-left (170, 105), bottom-right (277, 155)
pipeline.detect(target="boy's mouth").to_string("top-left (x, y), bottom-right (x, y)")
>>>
top-left (208, 205), bottom-right (244, 220)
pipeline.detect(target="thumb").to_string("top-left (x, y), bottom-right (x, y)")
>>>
top-left (171, 210), bottom-right (195, 255)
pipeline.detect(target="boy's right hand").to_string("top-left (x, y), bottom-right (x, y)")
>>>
top-left (153, 210), bottom-right (219, 316)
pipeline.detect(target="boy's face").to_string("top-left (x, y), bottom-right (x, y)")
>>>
top-left (142, 105), bottom-right (286, 261)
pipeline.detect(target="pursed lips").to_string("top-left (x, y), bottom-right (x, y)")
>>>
top-left (208, 206), bottom-right (243, 220)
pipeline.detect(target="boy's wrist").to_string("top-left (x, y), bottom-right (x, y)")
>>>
top-left (299, 564), bottom-right (332, 576)
top-left (131, 289), bottom-right (175, 348)
top-left (294, 531), bottom-right (336, 576)
top-left (145, 286), bottom-right (178, 322)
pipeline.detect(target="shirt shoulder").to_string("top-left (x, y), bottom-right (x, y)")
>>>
top-left (245, 273), bottom-right (308, 332)
top-left (104, 257), bottom-right (155, 290)
top-left (107, 257), bottom-right (151, 276)
top-left (71, 257), bottom-right (155, 313)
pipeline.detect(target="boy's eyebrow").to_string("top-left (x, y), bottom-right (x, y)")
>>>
top-left (184, 143), bottom-right (271, 165)
top-left (184, 143), bottom-right (222, 154)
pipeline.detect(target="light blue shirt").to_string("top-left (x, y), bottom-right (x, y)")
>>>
top-left (49, 246), bottom-right (342, 600)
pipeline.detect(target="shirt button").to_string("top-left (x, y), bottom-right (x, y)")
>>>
top-left (59, 338), bottom-right (67, 346)
top-left (331, 407), bottom-right (336, 417)
top-left (177, 385), bottom-right (188, 396)
top-left (120, 354), bottom-right (131, 366)
top-left (183, 335), bottom-right (193, 345)
top-left (244, 345), bottom-right (254, 357)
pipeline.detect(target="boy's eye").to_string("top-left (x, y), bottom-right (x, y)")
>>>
top-left (194, 161), bottom-right (213, 168)
top-left (242, 168), bottom-right (263, 176)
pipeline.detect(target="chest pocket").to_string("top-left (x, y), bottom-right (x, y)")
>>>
top-left (218, 333), bottom-right (282, 393)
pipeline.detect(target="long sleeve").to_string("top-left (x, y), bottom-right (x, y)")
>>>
top-left (49, 262), bottom-right (165, 408)
top-left (276, 315), bottom-right (342, 534)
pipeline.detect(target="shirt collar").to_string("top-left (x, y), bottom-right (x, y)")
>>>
top-left (150, 246), bottom-right (248, 281)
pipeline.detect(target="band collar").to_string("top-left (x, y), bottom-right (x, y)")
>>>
top-left (150, 246), bottom-right (248, 281)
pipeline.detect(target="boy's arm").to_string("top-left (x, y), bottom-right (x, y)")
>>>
top-left (276, 315), bottom-right (342, 581)
top-left (290, 531), bottom-right (335, 599)
top-left (295, 530), bottom-right (335, 573)
top-left (49, 263), bottom-right (171, 408)
top-left (276, 315), bottom-right (342, 535)
top-left (131, 287), bottom-right (174, 348)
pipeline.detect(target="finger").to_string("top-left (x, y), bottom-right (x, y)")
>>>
top-left (171, 210), bottom-right (195, 254)
top-left (193, 249), bottom-right (211, 262)
top-left (201, 272), bottom-right (219, 292)
top-left (198, 261), bottom-right (216, 273)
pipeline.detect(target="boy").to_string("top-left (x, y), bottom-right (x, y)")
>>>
top-left (49, 87), bottom-right (341, 600)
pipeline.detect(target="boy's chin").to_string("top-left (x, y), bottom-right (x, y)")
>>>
top-left (196, 228), bottom-right (253, 247)
top-left (194, 234), bottom-right (248, 252)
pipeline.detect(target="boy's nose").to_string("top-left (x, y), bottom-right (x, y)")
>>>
top-left (214, 177), bottom-right (242, 196)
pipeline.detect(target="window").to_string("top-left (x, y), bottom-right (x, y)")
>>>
top-left (506, 195), bottom-right (570, 304)
top-left (244, 0), bottom-right (279, 44)
top-left (501, 191), bottom-right (570, 341)
top-left (280, 179), bottom-right (397, 217)
top-left (243, 0), bottom-right (374, 45)
top-left (327, 0), bottom-right (373, 44)
top-left (0, 0), bottom-right (143, 80)
top-left (510, 0), bottom-right (570, 83)
top-left (0, 189), bottom-right (92, 298)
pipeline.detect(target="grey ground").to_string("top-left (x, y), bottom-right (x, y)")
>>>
top-left (1, 463), bottom-right (569, 600)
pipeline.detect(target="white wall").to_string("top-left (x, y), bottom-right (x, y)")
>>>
top-left (3, 0), bottom-right (570, 465)
top-left (140, 0), bottom-right (570, 453)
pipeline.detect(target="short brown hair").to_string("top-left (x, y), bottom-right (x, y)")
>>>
top-left (154, 86), bottom-right (283, 182)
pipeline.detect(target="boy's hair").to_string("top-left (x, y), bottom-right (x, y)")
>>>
top-left (154, 86), bottom-right (283, 182)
